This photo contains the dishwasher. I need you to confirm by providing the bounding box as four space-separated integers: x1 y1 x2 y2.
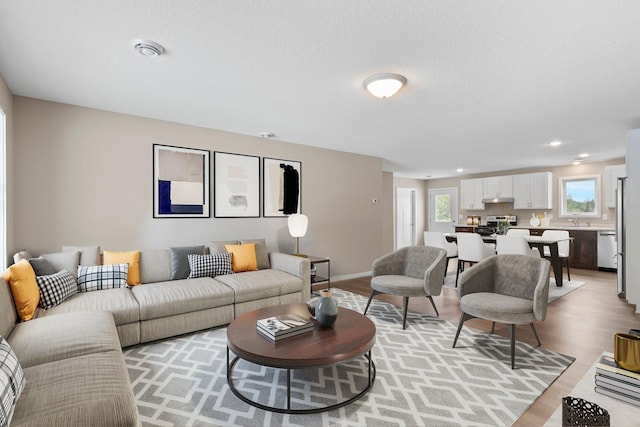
598 231 617 270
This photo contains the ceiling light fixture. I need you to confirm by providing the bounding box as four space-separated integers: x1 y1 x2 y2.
456 168 464 173
133 40 165 57
578 152 590 158
549 140 562 147
259 132 276 138
363 73 407 98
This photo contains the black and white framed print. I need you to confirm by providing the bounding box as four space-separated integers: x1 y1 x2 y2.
153 144 210 218
263 157 301 217
214 152 260 218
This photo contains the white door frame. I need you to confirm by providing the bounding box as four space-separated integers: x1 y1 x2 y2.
396 187 416 249
428 187 458 233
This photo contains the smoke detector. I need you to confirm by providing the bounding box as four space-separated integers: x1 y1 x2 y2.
133 40 164 57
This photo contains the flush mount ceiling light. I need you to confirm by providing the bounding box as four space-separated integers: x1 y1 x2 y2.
259 132 276 138
363 73 407 98
133 39 165 57
549 140 563 147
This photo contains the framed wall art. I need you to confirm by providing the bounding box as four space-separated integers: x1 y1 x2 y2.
214 151 260 218
153 144 210 218
263 157 301 217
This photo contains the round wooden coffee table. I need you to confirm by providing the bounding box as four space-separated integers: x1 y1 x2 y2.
226 303 376 414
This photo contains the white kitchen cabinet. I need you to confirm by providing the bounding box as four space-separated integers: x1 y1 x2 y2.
482 175 513 199
604 164 626 208
460 178 485 210
513 172 552 209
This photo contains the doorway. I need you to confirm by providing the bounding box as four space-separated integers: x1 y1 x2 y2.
428 187 458 234
396 187 416 249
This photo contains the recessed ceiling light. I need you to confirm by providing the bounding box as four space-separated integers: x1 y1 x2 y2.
133 39 164 57
572 160 582 165
259 132 276 138
578 152 590 158
363 73 407 98
549 140 562 147
456 168 464 173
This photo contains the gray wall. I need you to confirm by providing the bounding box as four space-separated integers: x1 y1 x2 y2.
11 97 386 279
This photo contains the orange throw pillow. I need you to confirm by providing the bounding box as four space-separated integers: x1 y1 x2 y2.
224 243 258 273
3 259 40 321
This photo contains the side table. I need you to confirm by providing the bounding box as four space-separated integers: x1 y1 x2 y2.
307 255 330 293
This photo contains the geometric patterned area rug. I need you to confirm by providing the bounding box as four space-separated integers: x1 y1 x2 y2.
124 289 574 427
444 272 586 303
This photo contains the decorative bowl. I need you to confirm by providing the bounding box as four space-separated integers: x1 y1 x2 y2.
614 332 640 373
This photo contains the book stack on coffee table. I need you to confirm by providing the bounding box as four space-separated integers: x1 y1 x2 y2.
595 352 640 407
256 313 313 341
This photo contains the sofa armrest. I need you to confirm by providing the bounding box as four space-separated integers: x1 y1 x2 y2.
269 252 311 301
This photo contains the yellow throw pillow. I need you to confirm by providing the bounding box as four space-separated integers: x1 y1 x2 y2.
3 259 40 321
103 250 141 285
224 243 258 273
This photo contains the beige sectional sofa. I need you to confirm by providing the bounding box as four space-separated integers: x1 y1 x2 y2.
1 241 311 426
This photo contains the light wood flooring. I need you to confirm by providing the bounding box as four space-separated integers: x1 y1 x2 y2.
318 263 639 426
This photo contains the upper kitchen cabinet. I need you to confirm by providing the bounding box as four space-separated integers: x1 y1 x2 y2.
513 172 552 209
460 178 485 210
482 175 513 201
604 164 626 208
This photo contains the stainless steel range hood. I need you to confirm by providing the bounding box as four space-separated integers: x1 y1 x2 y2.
481 197 514 204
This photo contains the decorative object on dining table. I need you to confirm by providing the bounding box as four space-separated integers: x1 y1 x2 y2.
562 396 610 427
614 332 640 373
315 289 338 327
529 213 541 227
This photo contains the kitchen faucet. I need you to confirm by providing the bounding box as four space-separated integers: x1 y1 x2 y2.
568 218 580 227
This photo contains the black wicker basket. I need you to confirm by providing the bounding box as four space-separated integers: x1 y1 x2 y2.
562 396 610 427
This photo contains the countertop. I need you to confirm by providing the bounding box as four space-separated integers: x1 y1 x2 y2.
510 225 615 232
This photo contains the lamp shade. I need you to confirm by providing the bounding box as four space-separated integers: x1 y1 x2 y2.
288 214 308 237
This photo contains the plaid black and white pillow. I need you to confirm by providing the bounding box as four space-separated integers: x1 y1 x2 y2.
77 263 129 292
0 337 25 427
187 253 233 278
36 269 78 309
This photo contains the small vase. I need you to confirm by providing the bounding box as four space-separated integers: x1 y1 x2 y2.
315 289 338 327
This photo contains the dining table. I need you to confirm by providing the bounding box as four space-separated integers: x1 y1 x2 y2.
445 233 572 287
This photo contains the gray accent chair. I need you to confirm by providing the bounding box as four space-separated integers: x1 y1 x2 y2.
452 254 551 369
363 246 447 330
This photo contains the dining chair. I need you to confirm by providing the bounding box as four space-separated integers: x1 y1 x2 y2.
506 228 530 237
455 233 495 287
424 231 458 275
541 230 571 281
452 254 551 369
496 235 540 256
363 246 447 329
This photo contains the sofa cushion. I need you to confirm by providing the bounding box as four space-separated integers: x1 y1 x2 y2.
103 250 141 285
11 351 139 427
139 249 172 284
7 311 121 369
187 253 233 278
225 243 258 272
28 257 56 276
77 264 129 292
0 280 17 338
131 278 234 320
11 250 32 265
2 260 39 321
34 289 140 327
206 240 238 255
62 245 101 266
35 270 77 309
170 246 205 280
215 269 301 303
0 337 25 427
42 251 80 280
239 238 271 269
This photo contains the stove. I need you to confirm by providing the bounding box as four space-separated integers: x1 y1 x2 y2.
486 215 517 227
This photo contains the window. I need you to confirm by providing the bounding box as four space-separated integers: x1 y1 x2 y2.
434 194 452 223
558 175 601 218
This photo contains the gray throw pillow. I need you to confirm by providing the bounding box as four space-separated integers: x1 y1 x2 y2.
206 240 239 255
28 256 57 276
239 239 271 269
42 251 81 280
170 246 205 280
62 245 101 266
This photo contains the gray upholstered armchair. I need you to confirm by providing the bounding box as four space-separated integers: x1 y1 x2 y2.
452 254 551 369
363 246 447 330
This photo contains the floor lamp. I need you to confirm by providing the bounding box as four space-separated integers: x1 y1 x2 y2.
288 213 308 257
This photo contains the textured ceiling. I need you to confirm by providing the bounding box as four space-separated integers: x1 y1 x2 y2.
0 1 636 178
